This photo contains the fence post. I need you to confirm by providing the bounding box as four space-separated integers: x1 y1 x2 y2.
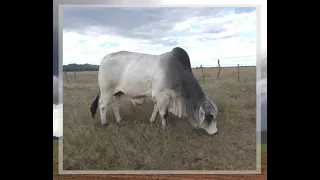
64 71 69 83
237 64 240 82
200 65 205 84
216 59 221 79
74 68 77 81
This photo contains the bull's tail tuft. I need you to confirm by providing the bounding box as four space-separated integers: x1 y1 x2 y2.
90 88 100 118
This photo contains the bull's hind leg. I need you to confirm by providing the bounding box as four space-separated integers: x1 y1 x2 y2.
99 92 113 127
112 94 122 124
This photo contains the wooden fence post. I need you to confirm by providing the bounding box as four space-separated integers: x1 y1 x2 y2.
200 65 205 84
74 69 76 81
237 64 240 82
64 71 69 83
216 59 221 79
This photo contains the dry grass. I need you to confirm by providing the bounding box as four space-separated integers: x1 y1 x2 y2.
53 140 59 175
63 66 256 171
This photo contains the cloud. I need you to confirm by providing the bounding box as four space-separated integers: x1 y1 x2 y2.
53 104 63 137
258 53 267 131
53 75 62 137
260 51 267 79
53 75 61 105
258 51 267 104
62 7 257 67
53 29 59 77
259 77 267 131
261 100 267 131
258 78 267 104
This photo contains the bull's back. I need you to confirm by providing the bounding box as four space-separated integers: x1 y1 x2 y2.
99 51 160 98
98 52 128 88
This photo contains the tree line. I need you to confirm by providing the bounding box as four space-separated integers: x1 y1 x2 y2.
63 63 99 72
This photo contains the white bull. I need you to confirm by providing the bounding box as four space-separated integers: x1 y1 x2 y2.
90 47 218 135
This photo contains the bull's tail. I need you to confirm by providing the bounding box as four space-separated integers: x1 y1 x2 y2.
90 88 100 118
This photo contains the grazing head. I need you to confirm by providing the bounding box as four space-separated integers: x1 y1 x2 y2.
197 98 218 135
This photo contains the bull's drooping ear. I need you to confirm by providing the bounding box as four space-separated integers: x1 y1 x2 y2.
203 99 211 112
199 106 205 124
210 100 218 119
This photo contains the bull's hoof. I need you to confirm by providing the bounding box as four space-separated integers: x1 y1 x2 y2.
150 117 157 123
163 128 169 132
116 119 122 124
101 122 109 127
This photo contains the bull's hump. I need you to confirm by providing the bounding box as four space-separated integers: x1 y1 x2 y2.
170 47 192 72
172 47 186 52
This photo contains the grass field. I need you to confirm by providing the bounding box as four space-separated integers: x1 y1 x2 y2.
53 140 58 175
62 66 256 171
53 141 267 179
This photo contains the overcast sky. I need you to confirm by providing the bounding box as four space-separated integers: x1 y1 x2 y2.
63 7 257 67
53 104 63 137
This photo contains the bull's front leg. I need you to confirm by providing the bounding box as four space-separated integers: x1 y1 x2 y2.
156 97 170 130
149 103 158 123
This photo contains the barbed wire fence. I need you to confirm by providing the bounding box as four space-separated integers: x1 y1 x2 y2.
63 55 256 84
193 55 256 84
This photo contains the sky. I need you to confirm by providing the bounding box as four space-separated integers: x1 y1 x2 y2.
53 75 63 137
63 7 257 67
53 104 63 137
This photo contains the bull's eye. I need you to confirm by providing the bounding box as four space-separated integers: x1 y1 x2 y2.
205 114 213 123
